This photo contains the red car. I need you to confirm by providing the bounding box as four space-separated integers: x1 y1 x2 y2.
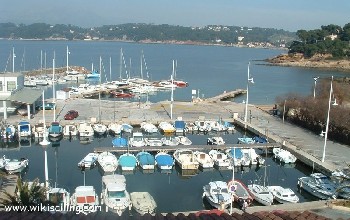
64 110 79 120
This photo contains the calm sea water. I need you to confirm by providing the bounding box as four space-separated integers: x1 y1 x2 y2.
0 40 346 213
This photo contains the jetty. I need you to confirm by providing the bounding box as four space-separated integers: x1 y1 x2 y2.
205 89 246 102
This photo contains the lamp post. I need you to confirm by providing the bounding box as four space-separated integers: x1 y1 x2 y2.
313 77 319 99
244 62 254 126
321 76 337 163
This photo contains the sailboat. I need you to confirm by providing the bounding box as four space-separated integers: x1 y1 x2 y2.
64 46 85 81
93 56 107 136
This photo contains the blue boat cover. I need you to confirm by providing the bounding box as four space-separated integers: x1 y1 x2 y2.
112 137 128 147
49 123 62 133
228 148 243 159
174 120 185 129
155 154 174 166
253 136 267 143
119 154 137 167
137 152 155 165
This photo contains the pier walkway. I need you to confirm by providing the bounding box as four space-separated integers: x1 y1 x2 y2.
205 89 246 102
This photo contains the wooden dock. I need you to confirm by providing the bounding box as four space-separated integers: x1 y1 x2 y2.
205 89 246 102
94 143 278 153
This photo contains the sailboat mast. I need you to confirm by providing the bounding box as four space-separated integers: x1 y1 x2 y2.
12 47 15 73
170 60 174 119
140 50 143 79
66 46 69 72
53 58 56 122
109 56 112 82
99 56 102 123
119 48 123 80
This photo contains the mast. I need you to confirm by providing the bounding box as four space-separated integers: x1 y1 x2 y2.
12 47 15 73
52 58 56 122
109 56 112 82
170 60 175 119
140 50 143 79
66 46 69 72
99 56 102 123
119 48 123 80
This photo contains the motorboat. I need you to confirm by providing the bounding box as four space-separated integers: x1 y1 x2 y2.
86 70 100 79
5 158 29 174
174 118 186 134
253 136 268 143
174 136 192 145
0 155 10 169
119 153 137 171
173 149 199 170
161 137 179 146
273 147 297 164
93 123 107 136
130 192 157 215
185 122 198 133
101 174 131 215
63 124 78 136
112 137 128 147
155 152 174 170
145 138 163 147
208 150 231 168
158 121 176 133
48 187 70 207
225 148 250 167
121 123 133 133
130 132 146 147
97 152 119 173
108 123 123 135
78 122 94 137
78 152 99 169
193 151 214 169
70 186 99 210
227 179 254 208
17 121 31 138
194 120 211 132
238 137 255 144
48 122 63 138
247 183 274 206
202 181 232 209
136 152 155 170
220 121 235 132
241 148 265 165
206 121 227 132
64 70 86 81
1 124 16 141
140 122 158 133
297 173 338 199
267 186 299 203
207 136 225 145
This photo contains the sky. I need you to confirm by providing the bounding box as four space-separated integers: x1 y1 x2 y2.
0 0 349 32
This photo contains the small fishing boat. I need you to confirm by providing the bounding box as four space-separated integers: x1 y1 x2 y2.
78 152 99 169
193 151 214 169
70 186 99 210
119 153 137 171
207 136 225 145
273 147 297 164
227 179 254 209
174 118 186 134
267 186 299 203
130 132 146 147
5 157 29 174
136 152 155 170
1 124 16 141
238 137 255 144
173 149 199 170
48 122 63 138
241 148 265 165
158 121 176 133
101 174 131 215
0 155 10 169
203 181 232 209
155 151 174 170
194 120 211 132
93 123 107 136
48 187 70 207
121 123 133 133
78 122 94 137
97 152 119 173
63 124 78 136
130 192 157 215
145 138 163 147
85 70 100 79
208 150 231 168
298 173 338 199
140 122 158 133
247 184 274 206
108 123 123 135
225 148 250 167
161 137 179 146
17 121 31 137
112 137 128 147
174 136 192 145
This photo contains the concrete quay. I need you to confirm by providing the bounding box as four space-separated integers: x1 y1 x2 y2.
3 96 350 174
0 175 18 211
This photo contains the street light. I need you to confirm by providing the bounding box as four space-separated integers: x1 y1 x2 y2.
244 62 254 126
321 76 337 163
313 77 319 99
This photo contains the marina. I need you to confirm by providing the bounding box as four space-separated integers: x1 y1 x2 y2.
0 40 349 216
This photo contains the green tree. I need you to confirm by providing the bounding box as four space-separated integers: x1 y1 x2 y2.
0 178 47 208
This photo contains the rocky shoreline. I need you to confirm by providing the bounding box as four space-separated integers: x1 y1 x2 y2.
266 53 350 72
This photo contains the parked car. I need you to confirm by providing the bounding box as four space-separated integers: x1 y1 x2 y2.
64 110 79 120
36 103 56 110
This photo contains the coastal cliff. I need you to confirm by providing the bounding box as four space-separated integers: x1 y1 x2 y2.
266 53 350 72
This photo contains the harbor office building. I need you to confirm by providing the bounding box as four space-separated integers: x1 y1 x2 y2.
0 72 42 120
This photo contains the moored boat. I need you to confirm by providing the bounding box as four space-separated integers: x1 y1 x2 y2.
297 173 338 199
207 136 225 145
70 186 99 210
227 179 254 209
5 157 29 174
119 153 137 171
17 121 31 138
193 151 214 169
208 150 231 168
112 137 128 147
202 181 232 209
247 183 273 206
155 151 174 170
97 152 119 173
78 152 99 170
273 147 297 164
130 192 157 215
267 185 299 203
48 122 63 138
136 152 155 170
173 149 199 170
